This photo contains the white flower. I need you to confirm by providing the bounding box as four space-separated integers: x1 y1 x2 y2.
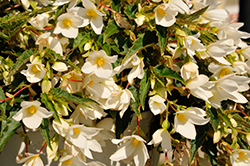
233 61 250 74
230 149 250 166
239 46 250 60
202 8 229 23
35 32 63 55
183 34 206 56
81 50 118 79
180 62 199 81
80 0 105 34
13 101 53 129
29 14 49 30
174 107 210 139
61 70 85 93
58 155 88 166
41 79 52 93
52 62 68 72
16 153 44 166
110 135 149 166
208 62 234 79
53 0 77 9
148 128 172 152
134 4 145 27
148 95 166 115
54 12 84 38
154 3 178 27
21 62 46 83
168 0 190 14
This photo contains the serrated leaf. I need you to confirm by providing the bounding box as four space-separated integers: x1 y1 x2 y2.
218 109 233 128
124 4 138 19
129 85 141 118
50 88 97 106
73 32 91 52
207 108 221 131
104 20 120 43
139 69 150 110
40 118 52 150
41 93 61 122
97 34 111 56
123 31 158 63
9 49 33 76
113 34 132 55
154 64 186 85
184 5 209 22
111 0 121 12
0 112 21 152
232 114 250 131
44 48 62 61
156 25 168 55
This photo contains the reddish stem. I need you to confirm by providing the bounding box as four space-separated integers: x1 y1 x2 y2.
37 142 46 155
166 98 177 112
53 74 83 82
165 152 168 162
43 26 53 30
0 86 28 102
99 2 116 13
10 27 26 43
137 116 140 135
147 0 151 4
125 82 130 89
28 28 40 36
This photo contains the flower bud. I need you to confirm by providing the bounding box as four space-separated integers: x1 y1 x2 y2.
41 79 51 93
52 62 68 72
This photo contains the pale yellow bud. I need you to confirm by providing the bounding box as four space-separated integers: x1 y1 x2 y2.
41 80 51 93
230 118 237 128
213 130 222 143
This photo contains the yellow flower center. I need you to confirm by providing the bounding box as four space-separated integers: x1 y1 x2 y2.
132 139 139 147
32 64 41 73
157 8 167 16
219 68 231 78
63 159 72 165
73 128 80 134
63 19 71 27
37 38 49 45
88 80 94 85
236 151 249 161
96 57 104 66
177 113 186 122
27 105 36 114
86 9 97 18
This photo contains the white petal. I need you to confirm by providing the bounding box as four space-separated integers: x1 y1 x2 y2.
110 139 135 161
23 114 42 129
133 142 149 166
161 130 172 152
175 118 196 139
52 62 68 72
36 107 54 118
90 16 103 35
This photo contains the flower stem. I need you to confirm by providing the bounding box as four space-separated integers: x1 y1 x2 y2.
37 141 46 155
0 86 28 102
166 98 177 112
99 2 116 13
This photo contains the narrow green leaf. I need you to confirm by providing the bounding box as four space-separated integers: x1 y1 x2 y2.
154 64 186 85
9 49 33 76
0 112 21 152
64 59 81 72
0 87 7 121
184 5 209 22
39 119 52 150
111 0 121 12
207 108 221 131
139 69 150 110
104 20 120 43
44 48 62 61
41 93 61 122
129 85 141 118
124 4 138 19
50 88 97 106
73 32 91 52
218 109 233 128
156 25 168 55
97 34 111 56
123 31 158 63
232 114 250 131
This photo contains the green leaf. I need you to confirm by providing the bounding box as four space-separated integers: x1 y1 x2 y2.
41 93 61 122
139 69 150 110
73 32 91 52
207 107 221 131
0 112 21 152
113 34 132 55
111 0 121 12
232 114 250 131
184 5 209 22
39 119 52 150
97 34 111 56
129 85 141 118
203 135 218 166
124 4 138 19
9 49 33 76
123 31 158 63
0 87 7 121
44 48 62 61
217 109 233 128
156 25 168 55
50 88 97 106
154 64 186 85
104 20 120 43
64 59 81 72
190 124 209 163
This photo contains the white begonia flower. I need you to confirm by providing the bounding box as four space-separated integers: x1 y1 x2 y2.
174 107 210 139
180 62 199 81
134 3 145 27
200 39 236 65
81 50 118 79
59 37 70 51
230 149 250 166
186 74 213 103
208 62 234 80
16 153 44 166
53 12 84 38
110 135 149 166
208 74 250 108
148 95 166 115
61 70 86 93
79 0 105 34
183 34 206 56
53 0 77 9
21 62 46 83
35 32 63 55
52 62 68 72
58 155 88 166
106 89 134 118
154 3 178 27
13 101 53 129
148 128 172 152
239 46 250 60
233 61 250 75
168 0 190 14
202 8 229 23
29 14 49 30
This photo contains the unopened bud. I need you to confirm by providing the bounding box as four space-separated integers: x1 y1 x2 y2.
41 80 51 93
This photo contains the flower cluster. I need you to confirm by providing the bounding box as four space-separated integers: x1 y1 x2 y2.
1 0 250 165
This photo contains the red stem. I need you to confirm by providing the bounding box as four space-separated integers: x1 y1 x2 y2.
125 82 130 89
10 27 26 43
99 2 116 13
28 28 40 36
0 86 28 102
137 116 140 135
43 26 53 30
166 98 177 112
37 142 46 155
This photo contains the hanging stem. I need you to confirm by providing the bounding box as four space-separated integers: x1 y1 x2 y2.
99 2 116 13
37 141 46 155
166 98 177 112
0 86 29 102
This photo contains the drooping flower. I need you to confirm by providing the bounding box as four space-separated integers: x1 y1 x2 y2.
183 34 206 57
52 62 68 72
13 101 54 129
148 95 166 115
21 62 46 83
29 14 49 30
180 62 199 81
16 153 44 166
230 149 250 166
61 70 86 93
110 135 149 166
154 3 178 27
53 0 77 9
53 12 84 38
174 107 210 139
168 0 190 14
58 155 88 166
81 50 118 79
